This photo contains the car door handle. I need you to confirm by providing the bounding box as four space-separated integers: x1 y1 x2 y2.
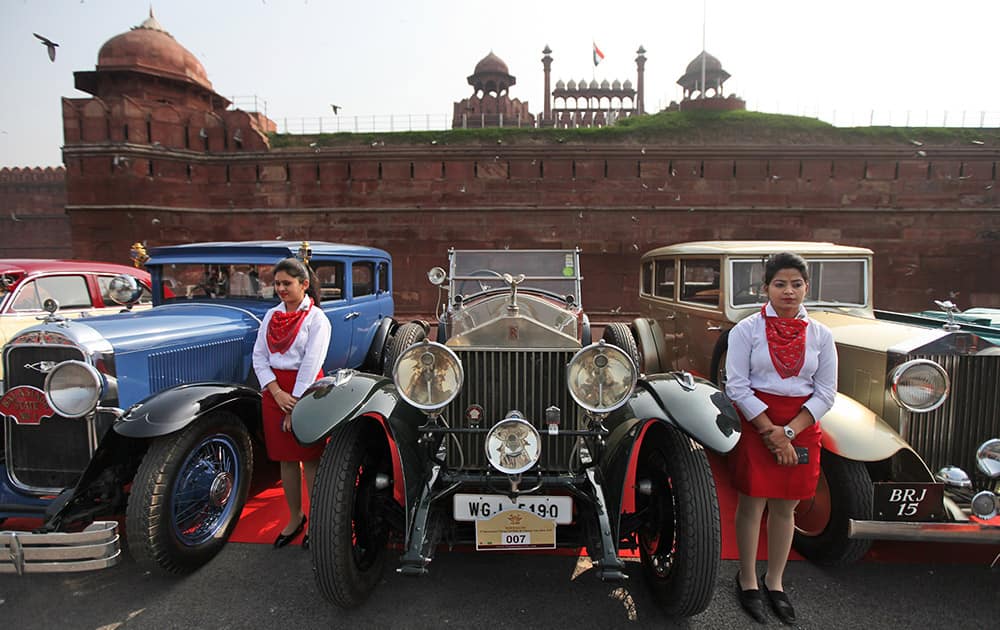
706 324 722 332
344 311 360 320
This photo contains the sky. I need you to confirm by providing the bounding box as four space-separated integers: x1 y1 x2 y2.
2 0 999 167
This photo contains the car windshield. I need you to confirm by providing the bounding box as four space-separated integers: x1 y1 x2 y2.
449 249 582 304
730 258 869 308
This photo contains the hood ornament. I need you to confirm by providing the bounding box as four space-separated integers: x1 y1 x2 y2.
934 300 961 331
503 273 525 313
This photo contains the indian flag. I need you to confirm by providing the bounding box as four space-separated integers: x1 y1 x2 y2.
593 42 605 67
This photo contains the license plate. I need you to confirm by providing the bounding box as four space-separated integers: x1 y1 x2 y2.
453 494 572 524
475 509 556 550
873 482 945 521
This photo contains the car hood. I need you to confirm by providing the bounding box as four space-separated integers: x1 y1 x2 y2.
813 311 999 355
78 303 261 354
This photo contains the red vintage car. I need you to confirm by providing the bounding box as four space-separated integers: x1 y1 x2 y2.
0 259 152 383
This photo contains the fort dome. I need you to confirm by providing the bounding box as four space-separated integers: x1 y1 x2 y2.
473 51 510 76
96 10 212 91
684 51 723 75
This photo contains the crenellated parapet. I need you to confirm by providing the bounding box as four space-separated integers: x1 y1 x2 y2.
0 166 67 183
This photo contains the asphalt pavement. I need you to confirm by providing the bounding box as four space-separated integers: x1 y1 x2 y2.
1 542 998 629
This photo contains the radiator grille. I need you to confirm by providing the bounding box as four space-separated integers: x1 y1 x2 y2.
441 348 582 471
903 353 1000 475
3 344 92 490
148 337 247 391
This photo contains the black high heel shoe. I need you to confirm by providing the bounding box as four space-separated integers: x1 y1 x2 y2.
761 573 797 625
273 515 306 549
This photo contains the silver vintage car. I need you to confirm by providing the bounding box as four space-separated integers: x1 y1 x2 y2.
292 248 742 616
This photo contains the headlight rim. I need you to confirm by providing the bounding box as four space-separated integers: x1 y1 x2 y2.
392 340 464 412
43 359 103 418
889 358 950 413
566 340 638 415
107 273 143 306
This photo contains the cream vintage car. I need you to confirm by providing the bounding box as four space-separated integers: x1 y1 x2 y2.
623 241 999 565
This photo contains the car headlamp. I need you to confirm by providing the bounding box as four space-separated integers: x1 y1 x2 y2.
393 340 463 411
976 438 1000 478
44 360 103 417
890 359 949 413
566 340 637 414
485 416 541 474
107 273 143 305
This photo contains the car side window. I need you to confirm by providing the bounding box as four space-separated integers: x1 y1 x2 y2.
313 262 345 302
377 261 390 294
352 262 375 298
641 261 653 295
11 276 92 311
680 259 720 306
654 259 675 299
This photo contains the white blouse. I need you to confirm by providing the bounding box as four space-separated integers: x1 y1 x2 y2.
252 295 332 398
724 302 837 424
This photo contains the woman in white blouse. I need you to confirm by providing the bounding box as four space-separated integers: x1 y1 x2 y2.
725 252 837 625
252 258 330 549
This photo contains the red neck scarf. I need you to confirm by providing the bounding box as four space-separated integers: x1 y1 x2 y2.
762 304 808 379
266 301 311 354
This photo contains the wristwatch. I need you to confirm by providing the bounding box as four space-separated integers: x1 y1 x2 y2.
783 425 796 440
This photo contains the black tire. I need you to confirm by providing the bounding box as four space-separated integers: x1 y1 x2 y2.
126 412 252 575
636 425 721 617
793 450 873 566
602 322 641 369
709 332 729 387
381 321 427 377
311 419 392 608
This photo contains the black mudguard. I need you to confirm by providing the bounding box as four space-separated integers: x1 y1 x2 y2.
599 372 741 538
115 382 261 439
292 370 427 513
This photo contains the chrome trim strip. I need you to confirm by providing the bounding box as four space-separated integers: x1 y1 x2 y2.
848 519 1000 544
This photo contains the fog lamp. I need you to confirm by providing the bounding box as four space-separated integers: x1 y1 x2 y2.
890 359 949 412
392 341 463 411
975 438 1000 478
44 360 103 417
970 491 998 519
485 417 541 474
566 340 637 414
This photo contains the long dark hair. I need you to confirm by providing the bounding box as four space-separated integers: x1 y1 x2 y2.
272 257 320 303
763 252 809 285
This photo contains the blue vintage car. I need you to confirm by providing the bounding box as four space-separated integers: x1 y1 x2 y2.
1 241 400 575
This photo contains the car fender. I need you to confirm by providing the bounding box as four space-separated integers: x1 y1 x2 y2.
820 392 925 466
291 370 426 510
362 316 397 373
115 382 261 438
637 372 742 454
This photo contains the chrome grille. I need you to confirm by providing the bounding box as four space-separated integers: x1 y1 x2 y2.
442 348 582 471
903 353 1000 475
3 344 93 490
148 337 247 391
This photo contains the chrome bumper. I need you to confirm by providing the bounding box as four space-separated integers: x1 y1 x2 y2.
849 519 1000 544
1 521 121 575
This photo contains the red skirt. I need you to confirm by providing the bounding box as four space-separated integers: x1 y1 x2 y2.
728 390 822 500
262 368 326 462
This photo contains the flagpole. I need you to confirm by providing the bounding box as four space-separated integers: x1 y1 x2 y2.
700 0 707 99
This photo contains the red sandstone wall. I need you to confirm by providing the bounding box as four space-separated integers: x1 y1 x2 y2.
0 167 71 258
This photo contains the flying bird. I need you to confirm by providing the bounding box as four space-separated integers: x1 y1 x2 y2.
330 104 341 115
34 33 59 62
